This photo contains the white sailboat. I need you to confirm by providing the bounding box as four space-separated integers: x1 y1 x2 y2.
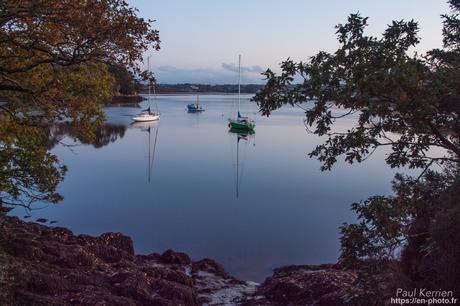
132 56 160 122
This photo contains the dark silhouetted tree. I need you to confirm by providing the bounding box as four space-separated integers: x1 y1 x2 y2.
253 0 459 302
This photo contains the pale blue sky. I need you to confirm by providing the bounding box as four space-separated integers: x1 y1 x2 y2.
128 0 450 84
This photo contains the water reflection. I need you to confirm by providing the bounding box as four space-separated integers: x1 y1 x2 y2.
46 122 127 149
229 128 255 198
131 121 159 182
10 94 405 282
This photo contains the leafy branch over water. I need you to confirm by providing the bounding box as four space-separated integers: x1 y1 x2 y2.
0 0 160 209
253 0 460 301
254 12 459 171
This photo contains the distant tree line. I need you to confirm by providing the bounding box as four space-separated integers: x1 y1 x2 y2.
149 83 265 94
102 69 267 96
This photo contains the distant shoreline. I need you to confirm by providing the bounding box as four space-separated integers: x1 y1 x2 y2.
143 83 265 95
100 94 145 106
100 92 256 107
139 92 256 95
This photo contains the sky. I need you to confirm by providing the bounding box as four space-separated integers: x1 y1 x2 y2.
128 0 451 84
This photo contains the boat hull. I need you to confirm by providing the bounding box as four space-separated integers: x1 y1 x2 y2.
229 119 255 131
132 114 160 122
187 104 204 112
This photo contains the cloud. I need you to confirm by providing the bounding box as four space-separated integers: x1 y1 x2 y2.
153 65 266 84
221 63 265 74
156 66 180 73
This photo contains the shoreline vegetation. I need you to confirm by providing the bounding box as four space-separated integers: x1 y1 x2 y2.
0 216 356 305
101 84 265 105
101 94 146 106
152 84 265 94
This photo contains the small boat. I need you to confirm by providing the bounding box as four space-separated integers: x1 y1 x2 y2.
228 55 255 131
132 107 160 122
229 113 255 130
133 56 160 122
187 89 205 112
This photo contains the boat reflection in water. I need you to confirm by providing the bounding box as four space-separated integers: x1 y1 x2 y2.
131 121 159 182
229 127 255 198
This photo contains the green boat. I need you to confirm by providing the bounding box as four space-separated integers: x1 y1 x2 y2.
229 126 255 135
228 55 255 132
229 114 255 131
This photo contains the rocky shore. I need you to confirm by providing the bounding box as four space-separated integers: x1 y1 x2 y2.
0 216 356 305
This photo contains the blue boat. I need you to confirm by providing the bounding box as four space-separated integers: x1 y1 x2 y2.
187 94 204 112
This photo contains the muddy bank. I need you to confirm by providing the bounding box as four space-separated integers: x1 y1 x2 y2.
0 216 356 305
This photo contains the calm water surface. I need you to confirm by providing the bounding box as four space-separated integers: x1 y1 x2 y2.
13 94 402 281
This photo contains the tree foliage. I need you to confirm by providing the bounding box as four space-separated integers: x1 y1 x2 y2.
108 63 142 95
1 0 159 120
254 0 460 299
0 0 159 209
254 4 459 172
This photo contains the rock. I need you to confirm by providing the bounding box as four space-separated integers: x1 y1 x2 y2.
88 243 132 263
26 272 71 295
0 216 199 305
98 232 135 255
248 265 357 305
0 216 358 306
42 226 74 242
192 258 230 279
160 249 191 265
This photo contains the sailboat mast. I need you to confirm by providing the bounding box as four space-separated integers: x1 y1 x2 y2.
147 56 151 100
238 54 241 113
153 86 159 113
